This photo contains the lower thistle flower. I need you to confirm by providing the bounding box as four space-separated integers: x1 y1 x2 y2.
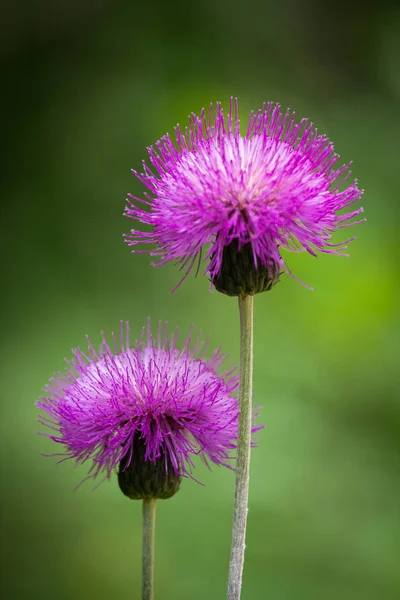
37 320 248 497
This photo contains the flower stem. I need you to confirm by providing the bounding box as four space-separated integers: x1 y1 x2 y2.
142 497 156 600
227 294 254 600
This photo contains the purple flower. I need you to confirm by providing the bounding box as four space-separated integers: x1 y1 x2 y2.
124 99 364 293
37 321 245 493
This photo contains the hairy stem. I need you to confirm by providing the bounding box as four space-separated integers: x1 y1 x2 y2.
142 498 156 600
227 294 254 600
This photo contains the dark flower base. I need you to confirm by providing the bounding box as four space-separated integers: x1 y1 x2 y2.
118 435 181 500
212 239 280 297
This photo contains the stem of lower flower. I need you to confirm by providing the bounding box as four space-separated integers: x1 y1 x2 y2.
142 497 156 600
227 294 254 600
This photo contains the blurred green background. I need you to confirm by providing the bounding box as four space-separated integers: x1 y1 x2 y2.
1 0 400 598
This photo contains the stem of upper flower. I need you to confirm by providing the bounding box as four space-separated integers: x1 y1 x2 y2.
227 294 254 600
142 497 156 600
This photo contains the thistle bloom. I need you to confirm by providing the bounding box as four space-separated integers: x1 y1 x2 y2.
37 321 244 496
124 99 364 294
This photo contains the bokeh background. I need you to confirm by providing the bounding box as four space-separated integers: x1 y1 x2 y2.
1 0 400 598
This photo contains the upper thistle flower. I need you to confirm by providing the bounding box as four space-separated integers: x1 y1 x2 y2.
124 99 364 295
37 321 246 498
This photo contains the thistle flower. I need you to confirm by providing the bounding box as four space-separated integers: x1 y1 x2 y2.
124 99 364 295
37 321 245 498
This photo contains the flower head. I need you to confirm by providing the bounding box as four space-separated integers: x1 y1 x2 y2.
124 99 364 294
37 321 246 496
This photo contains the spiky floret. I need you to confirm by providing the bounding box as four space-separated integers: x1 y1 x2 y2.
124 99 364 291
37 321 246 487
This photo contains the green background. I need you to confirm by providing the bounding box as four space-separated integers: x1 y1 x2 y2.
1 0 399 598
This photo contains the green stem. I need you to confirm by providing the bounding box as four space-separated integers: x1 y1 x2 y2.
227 294 254 600
142 498 156 600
